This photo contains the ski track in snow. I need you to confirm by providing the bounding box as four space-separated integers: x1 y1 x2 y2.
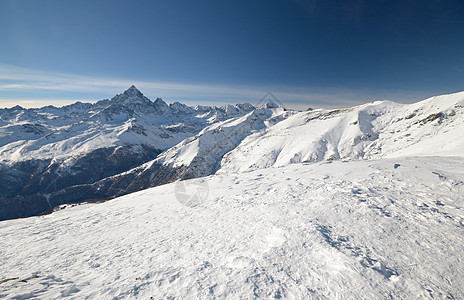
0 157 463 299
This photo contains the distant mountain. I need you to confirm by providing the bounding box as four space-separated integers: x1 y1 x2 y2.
1 88 464 221
0 86 255 220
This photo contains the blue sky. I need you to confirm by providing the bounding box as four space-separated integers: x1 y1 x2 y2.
1 0 464 108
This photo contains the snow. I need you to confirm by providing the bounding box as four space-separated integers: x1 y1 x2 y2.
1 156 463 299
151 107 287 172
1 89 464 298
218 93 464 173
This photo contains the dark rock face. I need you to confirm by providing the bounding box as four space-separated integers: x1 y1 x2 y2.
0 158 184 221
0 145 161 220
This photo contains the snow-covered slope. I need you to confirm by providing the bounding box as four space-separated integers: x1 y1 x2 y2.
1 156 463 299
219 92 464 173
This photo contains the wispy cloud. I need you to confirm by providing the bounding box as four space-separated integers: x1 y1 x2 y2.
0 64 432 109
0 98 78 108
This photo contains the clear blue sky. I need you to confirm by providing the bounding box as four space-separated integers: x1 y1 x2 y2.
1 0 464 108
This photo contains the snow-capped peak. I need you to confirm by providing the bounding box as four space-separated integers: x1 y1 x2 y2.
7 105 24 111
259 100 281 109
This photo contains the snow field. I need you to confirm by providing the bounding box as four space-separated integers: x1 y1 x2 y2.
1 157 463 299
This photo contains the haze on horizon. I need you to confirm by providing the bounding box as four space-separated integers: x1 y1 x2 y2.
1 0 464 109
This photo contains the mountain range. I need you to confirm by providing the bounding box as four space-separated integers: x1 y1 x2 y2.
1 87 463 220
0 86 255 220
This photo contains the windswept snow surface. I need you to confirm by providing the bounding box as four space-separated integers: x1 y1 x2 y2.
1 157 463 299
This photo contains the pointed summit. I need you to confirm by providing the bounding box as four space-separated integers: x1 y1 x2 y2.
153 97 170 115
154 97 167 106
107 85 154 116
124 85 143 97
112 85 148 104
10 105 24 111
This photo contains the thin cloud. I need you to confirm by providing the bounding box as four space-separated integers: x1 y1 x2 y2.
0 98 79 108
0 64 431 109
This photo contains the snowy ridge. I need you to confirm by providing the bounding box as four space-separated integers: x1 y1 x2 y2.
219 92 464 173
151 105 289 172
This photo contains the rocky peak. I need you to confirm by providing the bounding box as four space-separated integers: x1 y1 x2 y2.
154 97 168 108
7 105 24 111
109 85 152 110
124 85 144 98
170 101 193 114
153 98 170 115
